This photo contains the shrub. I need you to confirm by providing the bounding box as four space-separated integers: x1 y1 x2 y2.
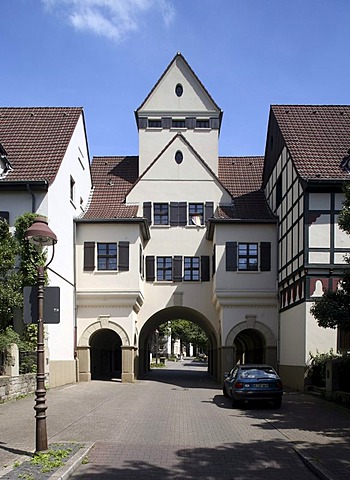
306 349 339 387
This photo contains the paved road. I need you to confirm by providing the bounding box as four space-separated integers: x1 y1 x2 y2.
1 360 350 479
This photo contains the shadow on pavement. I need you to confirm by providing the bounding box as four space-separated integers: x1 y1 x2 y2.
71 438 316 480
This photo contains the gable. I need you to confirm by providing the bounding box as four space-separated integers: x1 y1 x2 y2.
137 53 221 116
126 134 231 204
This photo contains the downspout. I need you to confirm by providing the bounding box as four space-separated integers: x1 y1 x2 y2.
26 183 36 212
73 219 78 382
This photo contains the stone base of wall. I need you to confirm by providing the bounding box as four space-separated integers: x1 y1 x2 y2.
49 360 77 388
0 374 37 403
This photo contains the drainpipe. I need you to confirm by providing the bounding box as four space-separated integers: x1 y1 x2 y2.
26 183 36 212
73 219 78 381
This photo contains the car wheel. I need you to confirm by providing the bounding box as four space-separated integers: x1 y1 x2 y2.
272 397 282 409
223 385 230 398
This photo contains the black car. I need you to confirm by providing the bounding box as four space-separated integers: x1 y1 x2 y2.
223 364 283 408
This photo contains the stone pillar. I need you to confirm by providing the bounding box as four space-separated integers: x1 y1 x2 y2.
220 345 234 381
76 346 91 382
4 344 19 376
121 346 136 383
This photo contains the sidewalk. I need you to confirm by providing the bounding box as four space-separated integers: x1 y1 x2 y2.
0 361 349 479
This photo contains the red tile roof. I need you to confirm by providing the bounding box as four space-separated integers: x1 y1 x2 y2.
215 191 276 221
82 156 139 220
218 156 264 197
0 107 83 185
271 105 350 180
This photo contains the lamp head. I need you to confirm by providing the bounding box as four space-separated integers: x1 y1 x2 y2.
25 216 57 247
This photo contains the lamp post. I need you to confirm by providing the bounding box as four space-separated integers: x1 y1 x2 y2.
25 216 57 453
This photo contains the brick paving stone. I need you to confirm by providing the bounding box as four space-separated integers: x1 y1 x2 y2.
1 360 349 480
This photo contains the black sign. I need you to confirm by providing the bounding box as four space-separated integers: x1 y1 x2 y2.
23 286 60 324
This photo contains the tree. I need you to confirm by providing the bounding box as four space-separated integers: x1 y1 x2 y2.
167 320 208 354
311 182 350 330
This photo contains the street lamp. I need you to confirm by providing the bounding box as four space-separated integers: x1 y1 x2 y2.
25 216 57 452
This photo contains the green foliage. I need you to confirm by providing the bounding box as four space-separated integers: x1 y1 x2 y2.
165 319 208 353
31 447 72 473
15 212 43 287
338 182 350 235
306 349 339 387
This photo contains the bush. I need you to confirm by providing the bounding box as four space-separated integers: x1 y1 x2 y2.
306 349 339 387
338 355 350 392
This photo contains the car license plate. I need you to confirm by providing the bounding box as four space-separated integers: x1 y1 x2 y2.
252 383 269 388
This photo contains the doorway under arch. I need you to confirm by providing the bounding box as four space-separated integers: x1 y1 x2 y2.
234 328 264 364
90 329 122 380
139 306 219 379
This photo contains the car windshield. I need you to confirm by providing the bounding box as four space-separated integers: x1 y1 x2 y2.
239 368 276 379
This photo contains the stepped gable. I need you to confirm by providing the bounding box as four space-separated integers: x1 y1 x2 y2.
0 107 83 184
82 156 139 220
270 105 350 180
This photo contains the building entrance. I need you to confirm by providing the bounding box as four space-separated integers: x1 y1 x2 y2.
90 329 122 380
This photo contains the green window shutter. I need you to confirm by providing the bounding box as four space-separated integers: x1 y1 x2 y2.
146 256 155 281
84 242 95 271
178 202 187 226
118 241 129 271
173 256 183 282
226 242 237 271
143 202 152 225
205 202 214 222
260 242 271 271
201 256 210 282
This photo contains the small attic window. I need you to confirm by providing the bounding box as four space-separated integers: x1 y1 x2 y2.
175 151 183 164
175 84 183 97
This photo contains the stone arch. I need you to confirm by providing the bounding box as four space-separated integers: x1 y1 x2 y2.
78 318 130 348
225 320 276 348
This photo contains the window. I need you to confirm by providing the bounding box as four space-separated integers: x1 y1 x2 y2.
196 119 210 128
148 119 162 128
172 119 186 128
184 256 200 281
157 257 172 281
70 176 75 202
189 203 204 226
97 243 117 270
238 243 258 271
175 83 183 97
175 150 183 164
0 211 9 223
154 203 169 225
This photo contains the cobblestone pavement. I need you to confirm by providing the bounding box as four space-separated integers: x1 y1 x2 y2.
0 360 349 479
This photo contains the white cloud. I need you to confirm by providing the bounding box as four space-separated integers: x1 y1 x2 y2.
42 0 175 42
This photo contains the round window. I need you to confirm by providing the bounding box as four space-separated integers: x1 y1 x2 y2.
175 150 183 164
175 83 183 97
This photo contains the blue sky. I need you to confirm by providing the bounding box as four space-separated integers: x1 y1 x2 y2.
1 0 350 158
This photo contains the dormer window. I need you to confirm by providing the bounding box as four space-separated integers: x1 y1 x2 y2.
196 119 210 129
0 143 12 179
148 119 162 128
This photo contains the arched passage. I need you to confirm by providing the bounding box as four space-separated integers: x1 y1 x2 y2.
90 329 122 380
139 306 219 379
225 321 277 368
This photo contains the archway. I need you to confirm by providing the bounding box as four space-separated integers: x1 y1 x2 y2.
139 306 219 379
234 329 264 364
90 329 122 380
225 320 277 368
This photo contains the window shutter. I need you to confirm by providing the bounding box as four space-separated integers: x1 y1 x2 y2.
173 256 183 282
118 241 129 271
210 118 219 129
178 202 187 226
260 242 271 271
143 202 152 225
138 117 147 129
205 202 214 222
146 256 155 281
170 202 179 226
0 211 9 223
162 117 171 129
84 242 95 271
226 242 237 271
186 117 196 129
212 245 216 276
201 256 210 282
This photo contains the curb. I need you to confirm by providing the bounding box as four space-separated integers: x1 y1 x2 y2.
49 442 94 480
294 447 339 480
